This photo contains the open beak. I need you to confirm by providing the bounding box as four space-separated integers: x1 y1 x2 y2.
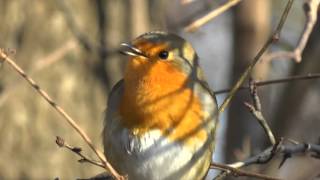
119 43 148 59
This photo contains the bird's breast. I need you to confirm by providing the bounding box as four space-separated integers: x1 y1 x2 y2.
119 62 208 147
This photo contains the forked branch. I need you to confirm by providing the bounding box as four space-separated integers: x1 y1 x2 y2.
263 0 320 63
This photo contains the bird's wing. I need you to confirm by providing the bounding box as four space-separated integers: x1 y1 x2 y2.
103 79 124 144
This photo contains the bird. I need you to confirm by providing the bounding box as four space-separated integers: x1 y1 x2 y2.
103 31 218 180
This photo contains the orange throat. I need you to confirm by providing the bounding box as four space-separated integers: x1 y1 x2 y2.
119 58 207 144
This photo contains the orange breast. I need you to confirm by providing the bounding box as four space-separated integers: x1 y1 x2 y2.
119 56 207 146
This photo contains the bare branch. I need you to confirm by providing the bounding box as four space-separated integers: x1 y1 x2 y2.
239 139 320 167
214 73 320 94
184 0 242 32
0 50 124 180
263 0 320 63
214 139 320 179
210 161 282 180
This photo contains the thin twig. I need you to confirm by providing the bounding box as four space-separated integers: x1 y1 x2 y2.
263 0 320 63
214 73 320 94
184 0 242 32
244 79 276 145
210 162 282 180
0 50 123 180
55 136 105 168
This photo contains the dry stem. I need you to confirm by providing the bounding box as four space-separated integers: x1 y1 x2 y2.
214 73 320 94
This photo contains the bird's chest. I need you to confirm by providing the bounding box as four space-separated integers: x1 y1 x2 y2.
118 83 208 146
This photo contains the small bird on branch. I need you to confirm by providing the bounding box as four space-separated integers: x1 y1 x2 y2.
103 31 218 180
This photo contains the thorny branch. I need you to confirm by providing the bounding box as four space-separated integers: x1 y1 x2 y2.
213 138 320 179
184 0 242 32
0 50 124 180
214 74 319 179
213 140 281 180
263 0 320 63
213 75 320 179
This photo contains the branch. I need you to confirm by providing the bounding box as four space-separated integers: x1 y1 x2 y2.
56 136 105 168
0 50 124 180
244 79 276 145
239 139 320 167
263 0 320 63
214 73 320 94
210 161 282 180
184 0 242 32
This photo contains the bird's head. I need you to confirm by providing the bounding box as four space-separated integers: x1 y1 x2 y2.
120 31 200 82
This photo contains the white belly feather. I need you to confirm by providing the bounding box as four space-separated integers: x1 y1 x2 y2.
103 116 212 180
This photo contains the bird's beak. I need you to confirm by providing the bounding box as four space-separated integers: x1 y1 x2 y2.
119 43 148 59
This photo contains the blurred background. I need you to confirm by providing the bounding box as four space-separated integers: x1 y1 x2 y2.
0 0 319 179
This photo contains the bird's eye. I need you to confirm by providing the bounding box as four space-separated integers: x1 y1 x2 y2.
158 50 169 60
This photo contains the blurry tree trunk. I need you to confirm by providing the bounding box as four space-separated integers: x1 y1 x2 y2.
226 0 270 163
103 0 130 91
94 0 111 90
103 0 151 92
129 0 150 37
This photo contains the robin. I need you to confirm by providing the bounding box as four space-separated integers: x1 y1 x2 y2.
103 31 218 180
